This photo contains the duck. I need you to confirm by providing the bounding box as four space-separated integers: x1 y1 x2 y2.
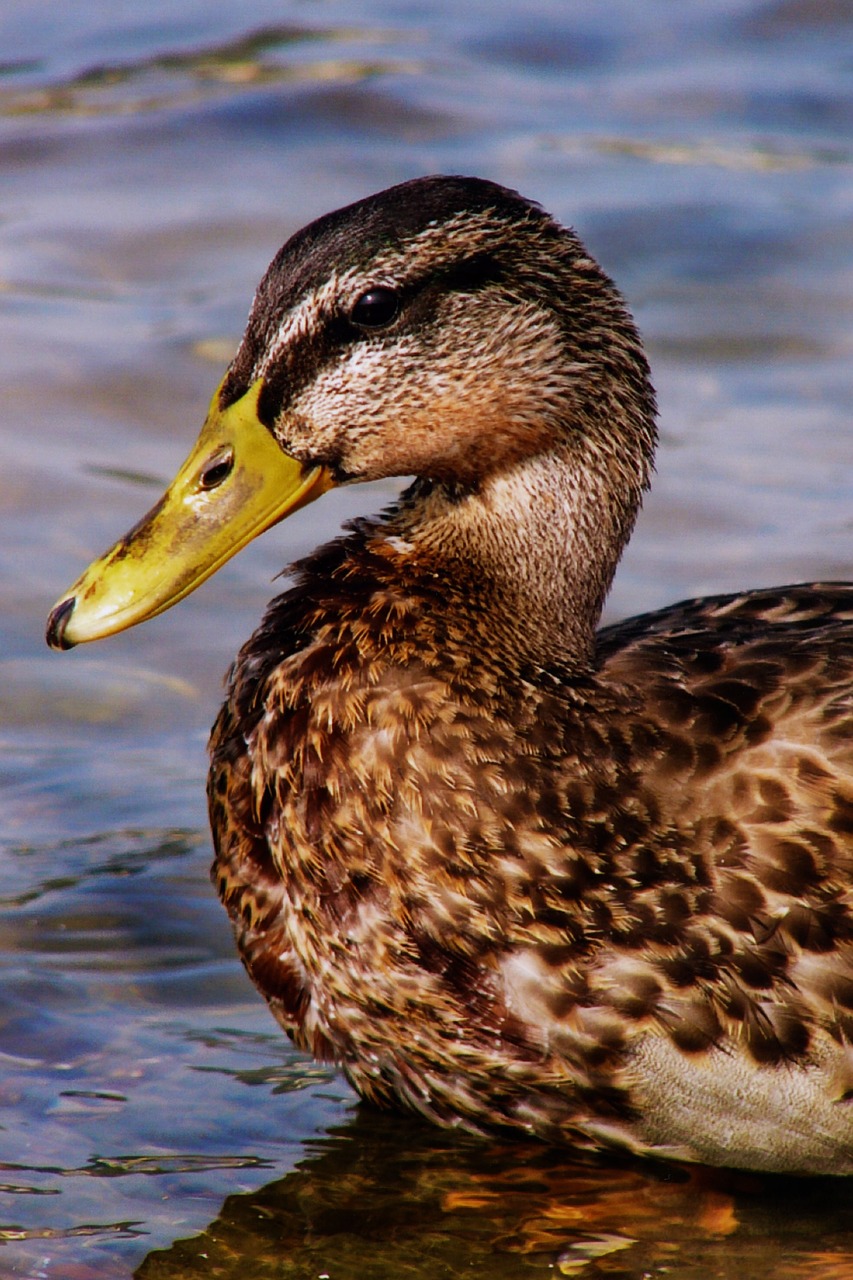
46 175 853 1175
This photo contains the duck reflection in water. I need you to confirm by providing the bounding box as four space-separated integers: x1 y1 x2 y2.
135 1108 853 1279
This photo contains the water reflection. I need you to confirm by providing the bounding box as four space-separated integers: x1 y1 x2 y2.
0 23 418 121
137 1110 853 1279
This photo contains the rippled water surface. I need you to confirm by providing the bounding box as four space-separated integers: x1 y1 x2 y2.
2 1 853 1275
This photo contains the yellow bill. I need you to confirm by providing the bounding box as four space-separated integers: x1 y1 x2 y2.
46 377 334 650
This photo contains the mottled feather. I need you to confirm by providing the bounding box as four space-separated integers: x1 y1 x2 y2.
206 177 853 1173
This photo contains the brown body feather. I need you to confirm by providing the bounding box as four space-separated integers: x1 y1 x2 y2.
210 515 853 1169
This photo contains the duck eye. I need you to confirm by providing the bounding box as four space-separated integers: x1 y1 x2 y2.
350 286 399 329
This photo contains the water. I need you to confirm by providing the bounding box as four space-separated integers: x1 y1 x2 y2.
1 1 852 1275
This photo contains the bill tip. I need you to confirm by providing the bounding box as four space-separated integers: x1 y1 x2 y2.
46 596 78 651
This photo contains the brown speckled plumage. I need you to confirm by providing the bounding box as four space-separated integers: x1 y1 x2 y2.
202 177 853 1173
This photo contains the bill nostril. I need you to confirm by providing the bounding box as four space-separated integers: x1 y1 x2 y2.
199 450 234 490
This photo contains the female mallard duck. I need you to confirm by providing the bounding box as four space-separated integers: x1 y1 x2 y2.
47 176 853 1175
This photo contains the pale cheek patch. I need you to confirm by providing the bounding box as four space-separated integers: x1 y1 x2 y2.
287 304 573 482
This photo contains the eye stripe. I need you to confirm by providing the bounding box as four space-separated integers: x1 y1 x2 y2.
246 250 507 426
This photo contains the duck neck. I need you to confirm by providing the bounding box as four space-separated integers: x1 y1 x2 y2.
391 440 644 673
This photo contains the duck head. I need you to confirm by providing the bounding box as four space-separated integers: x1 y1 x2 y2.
47 175 656 657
